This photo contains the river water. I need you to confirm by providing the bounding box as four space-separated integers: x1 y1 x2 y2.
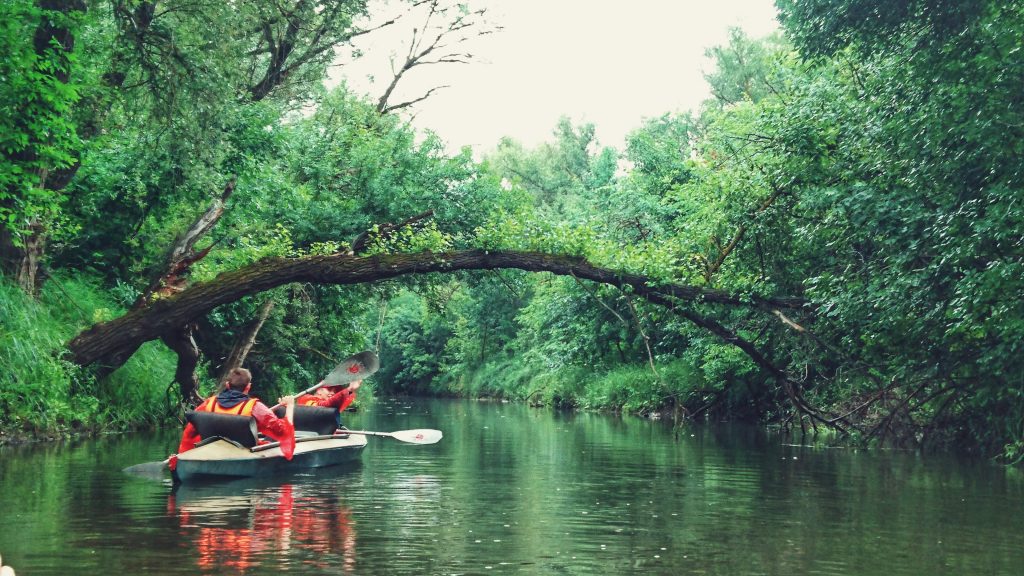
0 397 1021 575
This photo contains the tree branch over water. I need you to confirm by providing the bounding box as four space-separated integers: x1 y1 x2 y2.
67 249 806 374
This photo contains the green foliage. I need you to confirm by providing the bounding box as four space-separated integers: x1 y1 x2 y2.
282 89 492 247
435 354 705 418
703 28 789 106
776 0 989 58
0 273 175 438
579 364 669 414
720 1 1024 455
483 117 617 219
2 0 1021 465
444 355 544 400
0 0 82 240
521 366 588 408
375 291 455 394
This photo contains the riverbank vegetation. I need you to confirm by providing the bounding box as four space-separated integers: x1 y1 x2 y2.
1 0 1021 463
0 273 174 442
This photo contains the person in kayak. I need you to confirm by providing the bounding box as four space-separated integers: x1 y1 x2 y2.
172 368 296 468
298 379 361 410
296 379 361 431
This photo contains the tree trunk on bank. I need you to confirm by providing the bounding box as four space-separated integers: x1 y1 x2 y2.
161 324 201 405
215 299 276 386
0 222 46 295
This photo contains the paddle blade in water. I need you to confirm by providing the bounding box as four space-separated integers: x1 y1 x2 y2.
123 460 169 480
391 429 443 444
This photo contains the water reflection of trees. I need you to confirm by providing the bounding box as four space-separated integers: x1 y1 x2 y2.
168 481 356 573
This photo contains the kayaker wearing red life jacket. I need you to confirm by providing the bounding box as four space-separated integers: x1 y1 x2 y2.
172 368 296 469
297 379 362 411
296 380 361 432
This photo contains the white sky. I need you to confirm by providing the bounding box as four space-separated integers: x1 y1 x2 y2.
335 0 780 153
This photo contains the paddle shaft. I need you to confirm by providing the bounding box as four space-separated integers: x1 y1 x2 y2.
269 380 349 410
344 430 401 439
254 429 442 446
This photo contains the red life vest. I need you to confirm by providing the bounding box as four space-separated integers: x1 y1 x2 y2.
199 396 258 416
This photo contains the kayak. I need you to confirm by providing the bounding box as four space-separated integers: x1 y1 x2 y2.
172 432 367 483
172 405 366 483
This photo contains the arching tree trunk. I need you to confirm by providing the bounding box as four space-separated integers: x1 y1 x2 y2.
67 250 806 400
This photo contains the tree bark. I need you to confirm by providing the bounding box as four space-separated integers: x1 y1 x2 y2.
0 221 46 295
215 299 276 386
67 249 806 373
113 180 235 395
161 324 201 405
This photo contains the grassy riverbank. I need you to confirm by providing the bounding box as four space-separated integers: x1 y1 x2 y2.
438 356 707 418
0 274 175 443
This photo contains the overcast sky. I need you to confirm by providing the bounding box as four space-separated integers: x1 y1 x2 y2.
336 0 781 153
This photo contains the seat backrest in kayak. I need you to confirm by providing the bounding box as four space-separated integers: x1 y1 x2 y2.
273 405 338 435
186 410 259 448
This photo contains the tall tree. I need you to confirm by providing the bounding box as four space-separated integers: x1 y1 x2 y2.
0 0 85 293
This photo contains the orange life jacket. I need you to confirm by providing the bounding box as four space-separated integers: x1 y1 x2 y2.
199 395 258 416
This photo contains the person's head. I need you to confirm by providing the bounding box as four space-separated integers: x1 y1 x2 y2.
225 368 252 393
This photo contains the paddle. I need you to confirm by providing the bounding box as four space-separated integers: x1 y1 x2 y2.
342 428 443 444
123 351 381 478
252 427 443 449
270 350 379 410
123 456 173 478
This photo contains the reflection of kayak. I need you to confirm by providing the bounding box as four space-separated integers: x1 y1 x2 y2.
169 470 355 517
173 433 367 483
169 480 358 571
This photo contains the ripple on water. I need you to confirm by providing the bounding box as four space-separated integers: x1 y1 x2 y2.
4 402 1024 575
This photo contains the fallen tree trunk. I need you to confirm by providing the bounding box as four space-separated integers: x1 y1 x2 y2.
67 249 806 374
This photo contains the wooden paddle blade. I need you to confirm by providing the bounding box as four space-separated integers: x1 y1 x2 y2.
322 351 380 386
390 429 443 444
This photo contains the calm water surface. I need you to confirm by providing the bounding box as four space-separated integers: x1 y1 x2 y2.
1 398 1022 575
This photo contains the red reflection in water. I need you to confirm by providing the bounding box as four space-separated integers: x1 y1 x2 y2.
168 483 356 573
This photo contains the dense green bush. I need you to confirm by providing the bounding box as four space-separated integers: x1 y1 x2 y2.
0 274 176 440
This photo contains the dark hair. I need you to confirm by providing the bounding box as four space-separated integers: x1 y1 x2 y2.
225 368 252 391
